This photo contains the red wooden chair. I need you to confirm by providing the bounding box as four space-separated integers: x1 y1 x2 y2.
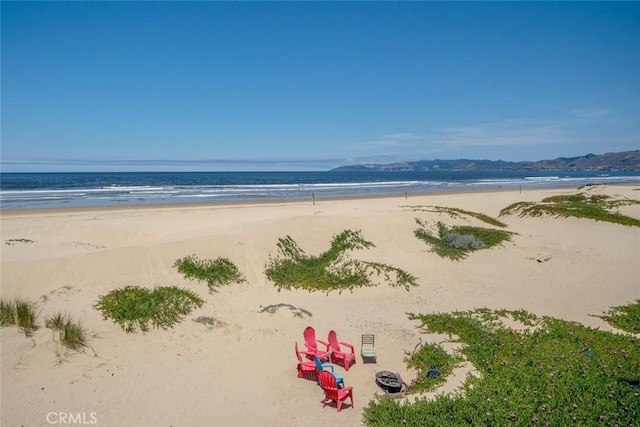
302 326 330 362
327 330 356 371
295 342 317 379
318 370 354 412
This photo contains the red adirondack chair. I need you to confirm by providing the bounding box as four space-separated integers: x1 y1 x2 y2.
295 342 317 379
327 330 356 371
318 370 354 412
302 326 330 361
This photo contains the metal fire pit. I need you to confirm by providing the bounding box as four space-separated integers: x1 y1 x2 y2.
375 371 404 394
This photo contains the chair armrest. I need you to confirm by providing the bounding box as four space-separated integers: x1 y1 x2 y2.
317 339 330 350
298 349 315 358
321 363 336 373
339 341 355 353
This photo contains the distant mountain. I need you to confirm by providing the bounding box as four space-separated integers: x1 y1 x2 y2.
330 150 640 172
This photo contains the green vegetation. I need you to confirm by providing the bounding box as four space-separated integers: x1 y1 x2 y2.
500 192 640 227
405 342 462 394
596 299 640 334
363 307 640 426
0 298 39 337
404 206 507 228
46 313 89 351
94 286 204 333
174 255 246 292
0 299 17 326
259 303 312 318
4 238 36 246
265 229 418 292
414 219 513 260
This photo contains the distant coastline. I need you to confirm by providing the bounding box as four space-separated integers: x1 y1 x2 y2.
330 150 640 172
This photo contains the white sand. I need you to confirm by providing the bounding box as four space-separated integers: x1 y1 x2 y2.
2 184 639 426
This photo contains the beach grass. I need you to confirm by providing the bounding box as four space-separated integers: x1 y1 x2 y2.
414 219 513 260
363 307 640 426
264 229 418 292
0 299 18 326
174 255 246 292
45 313 89 351
0 298 39 337
500 192 640 227
94 286 204 333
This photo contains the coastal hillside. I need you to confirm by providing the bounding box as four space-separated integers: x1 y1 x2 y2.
331 150 640 172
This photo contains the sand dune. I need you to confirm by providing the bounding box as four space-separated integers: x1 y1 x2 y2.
2 185 639 426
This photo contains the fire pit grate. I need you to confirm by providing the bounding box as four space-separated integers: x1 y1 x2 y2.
375 371 406 394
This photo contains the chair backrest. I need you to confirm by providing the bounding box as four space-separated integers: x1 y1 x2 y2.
327 329 340 352
294 342 303 363
318 370 339 400
303 326 317 352
314 356 323 372
362 334 375 348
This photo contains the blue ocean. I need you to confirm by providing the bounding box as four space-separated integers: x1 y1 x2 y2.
1 171 639 210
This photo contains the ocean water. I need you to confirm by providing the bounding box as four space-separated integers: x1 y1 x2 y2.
1 170 639 210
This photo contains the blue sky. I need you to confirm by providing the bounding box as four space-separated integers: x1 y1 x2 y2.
2 1 639 172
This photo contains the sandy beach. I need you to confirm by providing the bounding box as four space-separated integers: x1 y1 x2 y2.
1 184 639 427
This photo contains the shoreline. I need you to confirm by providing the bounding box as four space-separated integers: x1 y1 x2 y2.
3 182 635 217
3 170 639 213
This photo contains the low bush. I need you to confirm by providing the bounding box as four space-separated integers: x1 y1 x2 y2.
94 286 204 333
265 229 418 292
174 255 245 291
414 220 512 260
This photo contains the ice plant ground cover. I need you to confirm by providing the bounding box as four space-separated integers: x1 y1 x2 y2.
265 229 418 292
499 192 640 227
174 255 246 292
94 286 204 333
363 306 640 426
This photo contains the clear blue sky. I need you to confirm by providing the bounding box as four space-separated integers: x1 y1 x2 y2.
2 1 639 172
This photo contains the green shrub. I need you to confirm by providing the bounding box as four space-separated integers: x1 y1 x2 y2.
174 255 245 291
94 286 204 333
265 229 418 292
414 220 512 260
46 313 89 351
